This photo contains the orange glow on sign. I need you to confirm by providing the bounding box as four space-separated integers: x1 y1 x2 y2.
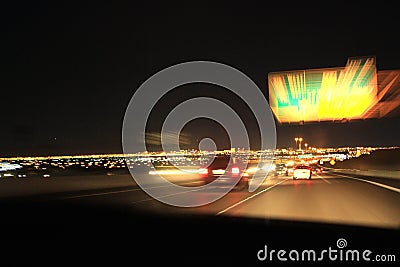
268 57 400 123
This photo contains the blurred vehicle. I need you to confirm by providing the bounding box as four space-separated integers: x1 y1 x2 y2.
310 164 324 174
272 163 287 176
285 161 295 176
293 165 312 180
285 166 294 176
199 155 248 191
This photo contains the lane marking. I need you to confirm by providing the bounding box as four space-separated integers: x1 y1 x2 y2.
62 188 142 199
132 177 290 205
131 187 204 204
332 173 400 193
315 173 331 184
61 180 203 199
216 178 290 215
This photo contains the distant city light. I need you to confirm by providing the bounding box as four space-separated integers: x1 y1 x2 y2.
0 146 398 179
0 163 22 171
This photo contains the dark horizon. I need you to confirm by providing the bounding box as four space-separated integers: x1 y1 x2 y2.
2 1 400 157
2 118 400 158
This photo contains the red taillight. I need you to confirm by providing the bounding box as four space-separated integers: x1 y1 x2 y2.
199 168 208 175
231 167 240 174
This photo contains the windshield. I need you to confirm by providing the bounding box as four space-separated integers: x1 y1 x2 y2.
294 165 310 169
2 1 399 264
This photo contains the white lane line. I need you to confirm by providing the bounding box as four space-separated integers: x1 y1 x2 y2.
216 178 290 215
61 181 202 199
315 173 331 184
332 173 400 193
131 187 204 204
62 188 141 199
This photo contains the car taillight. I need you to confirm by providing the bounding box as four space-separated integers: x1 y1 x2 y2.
231 167 240 174
199 168 208 175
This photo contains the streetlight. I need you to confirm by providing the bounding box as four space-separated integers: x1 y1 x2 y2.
295 138 299 150
305 143 308 151
299 138 303 150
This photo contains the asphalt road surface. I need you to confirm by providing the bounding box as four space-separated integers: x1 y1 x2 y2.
4 171 398 228
66 173 399 229
1 171 399 266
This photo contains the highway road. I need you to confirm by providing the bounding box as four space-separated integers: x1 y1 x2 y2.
74 175 397 228
4 171 398 229
76 173 399 229
1 170 399 265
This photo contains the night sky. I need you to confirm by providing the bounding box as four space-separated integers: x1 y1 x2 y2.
2 1 400 157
